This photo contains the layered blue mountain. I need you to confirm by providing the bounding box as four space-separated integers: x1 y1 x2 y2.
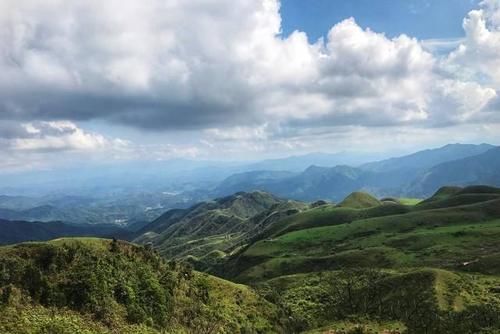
215 144 499 201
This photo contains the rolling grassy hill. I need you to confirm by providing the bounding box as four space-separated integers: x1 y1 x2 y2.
338 192 381 209
258 268 500 333
0 238 288 334
6 185 499 333
225 187 500 282
196 185 500 333
134 191 309 267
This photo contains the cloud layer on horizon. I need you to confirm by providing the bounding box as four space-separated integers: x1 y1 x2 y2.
0 0 500 168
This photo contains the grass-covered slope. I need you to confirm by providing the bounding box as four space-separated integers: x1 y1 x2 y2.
338 192 382 209
136 191 282 244
258 268 500 333
135 192 308 266
233 203 500 282
131 185 500 333
0 238 287 334
202 186 500 333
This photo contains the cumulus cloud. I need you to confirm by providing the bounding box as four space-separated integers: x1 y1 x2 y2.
11 121 113 151
1 0 495 131
0 120 130 170
445 0 500 85
0 0 499 166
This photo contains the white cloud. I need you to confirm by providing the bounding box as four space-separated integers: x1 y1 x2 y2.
0 120 131 171
0 0 499 166
446 0 500 86
205 124 270 141
12 121 111 151
0 0 490 129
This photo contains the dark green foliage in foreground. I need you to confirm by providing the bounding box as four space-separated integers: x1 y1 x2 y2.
0 238 286 333
0 238 172 327
258 268 500 334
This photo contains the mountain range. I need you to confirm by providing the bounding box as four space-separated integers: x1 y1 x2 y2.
0 143 498 228
214 144 499 201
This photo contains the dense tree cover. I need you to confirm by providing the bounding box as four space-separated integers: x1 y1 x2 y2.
0 238 287 333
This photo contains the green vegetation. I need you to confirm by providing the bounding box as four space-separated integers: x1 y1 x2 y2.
210 186 500 333
0 238 287 333
135 192 308 269
338 192 382 209
397 198 422 205
257 268 500 333
227 188 500 281
5 186 500 333
303 321 407 334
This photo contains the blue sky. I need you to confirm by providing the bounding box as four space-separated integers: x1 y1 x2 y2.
281 0 479 41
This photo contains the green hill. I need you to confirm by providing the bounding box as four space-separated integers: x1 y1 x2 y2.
420 186 463 203
0 238 287 334
203 186 500 333
5 186 500 334
134 192 308 267
338 192 382 209
227 197 500 281
258 268 500 333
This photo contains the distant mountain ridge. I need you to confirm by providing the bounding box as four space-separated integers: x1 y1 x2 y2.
244 151 382 172
1 143 498 226
360 143 494 172
214 144 499 200
409 146 500 195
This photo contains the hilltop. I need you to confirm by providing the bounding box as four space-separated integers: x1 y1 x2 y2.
134 191 308 268
0 238 287 334
223 186 500 281
338 192 381 208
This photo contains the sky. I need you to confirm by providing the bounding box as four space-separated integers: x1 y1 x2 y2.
281 0 481 41
0 0 500 172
